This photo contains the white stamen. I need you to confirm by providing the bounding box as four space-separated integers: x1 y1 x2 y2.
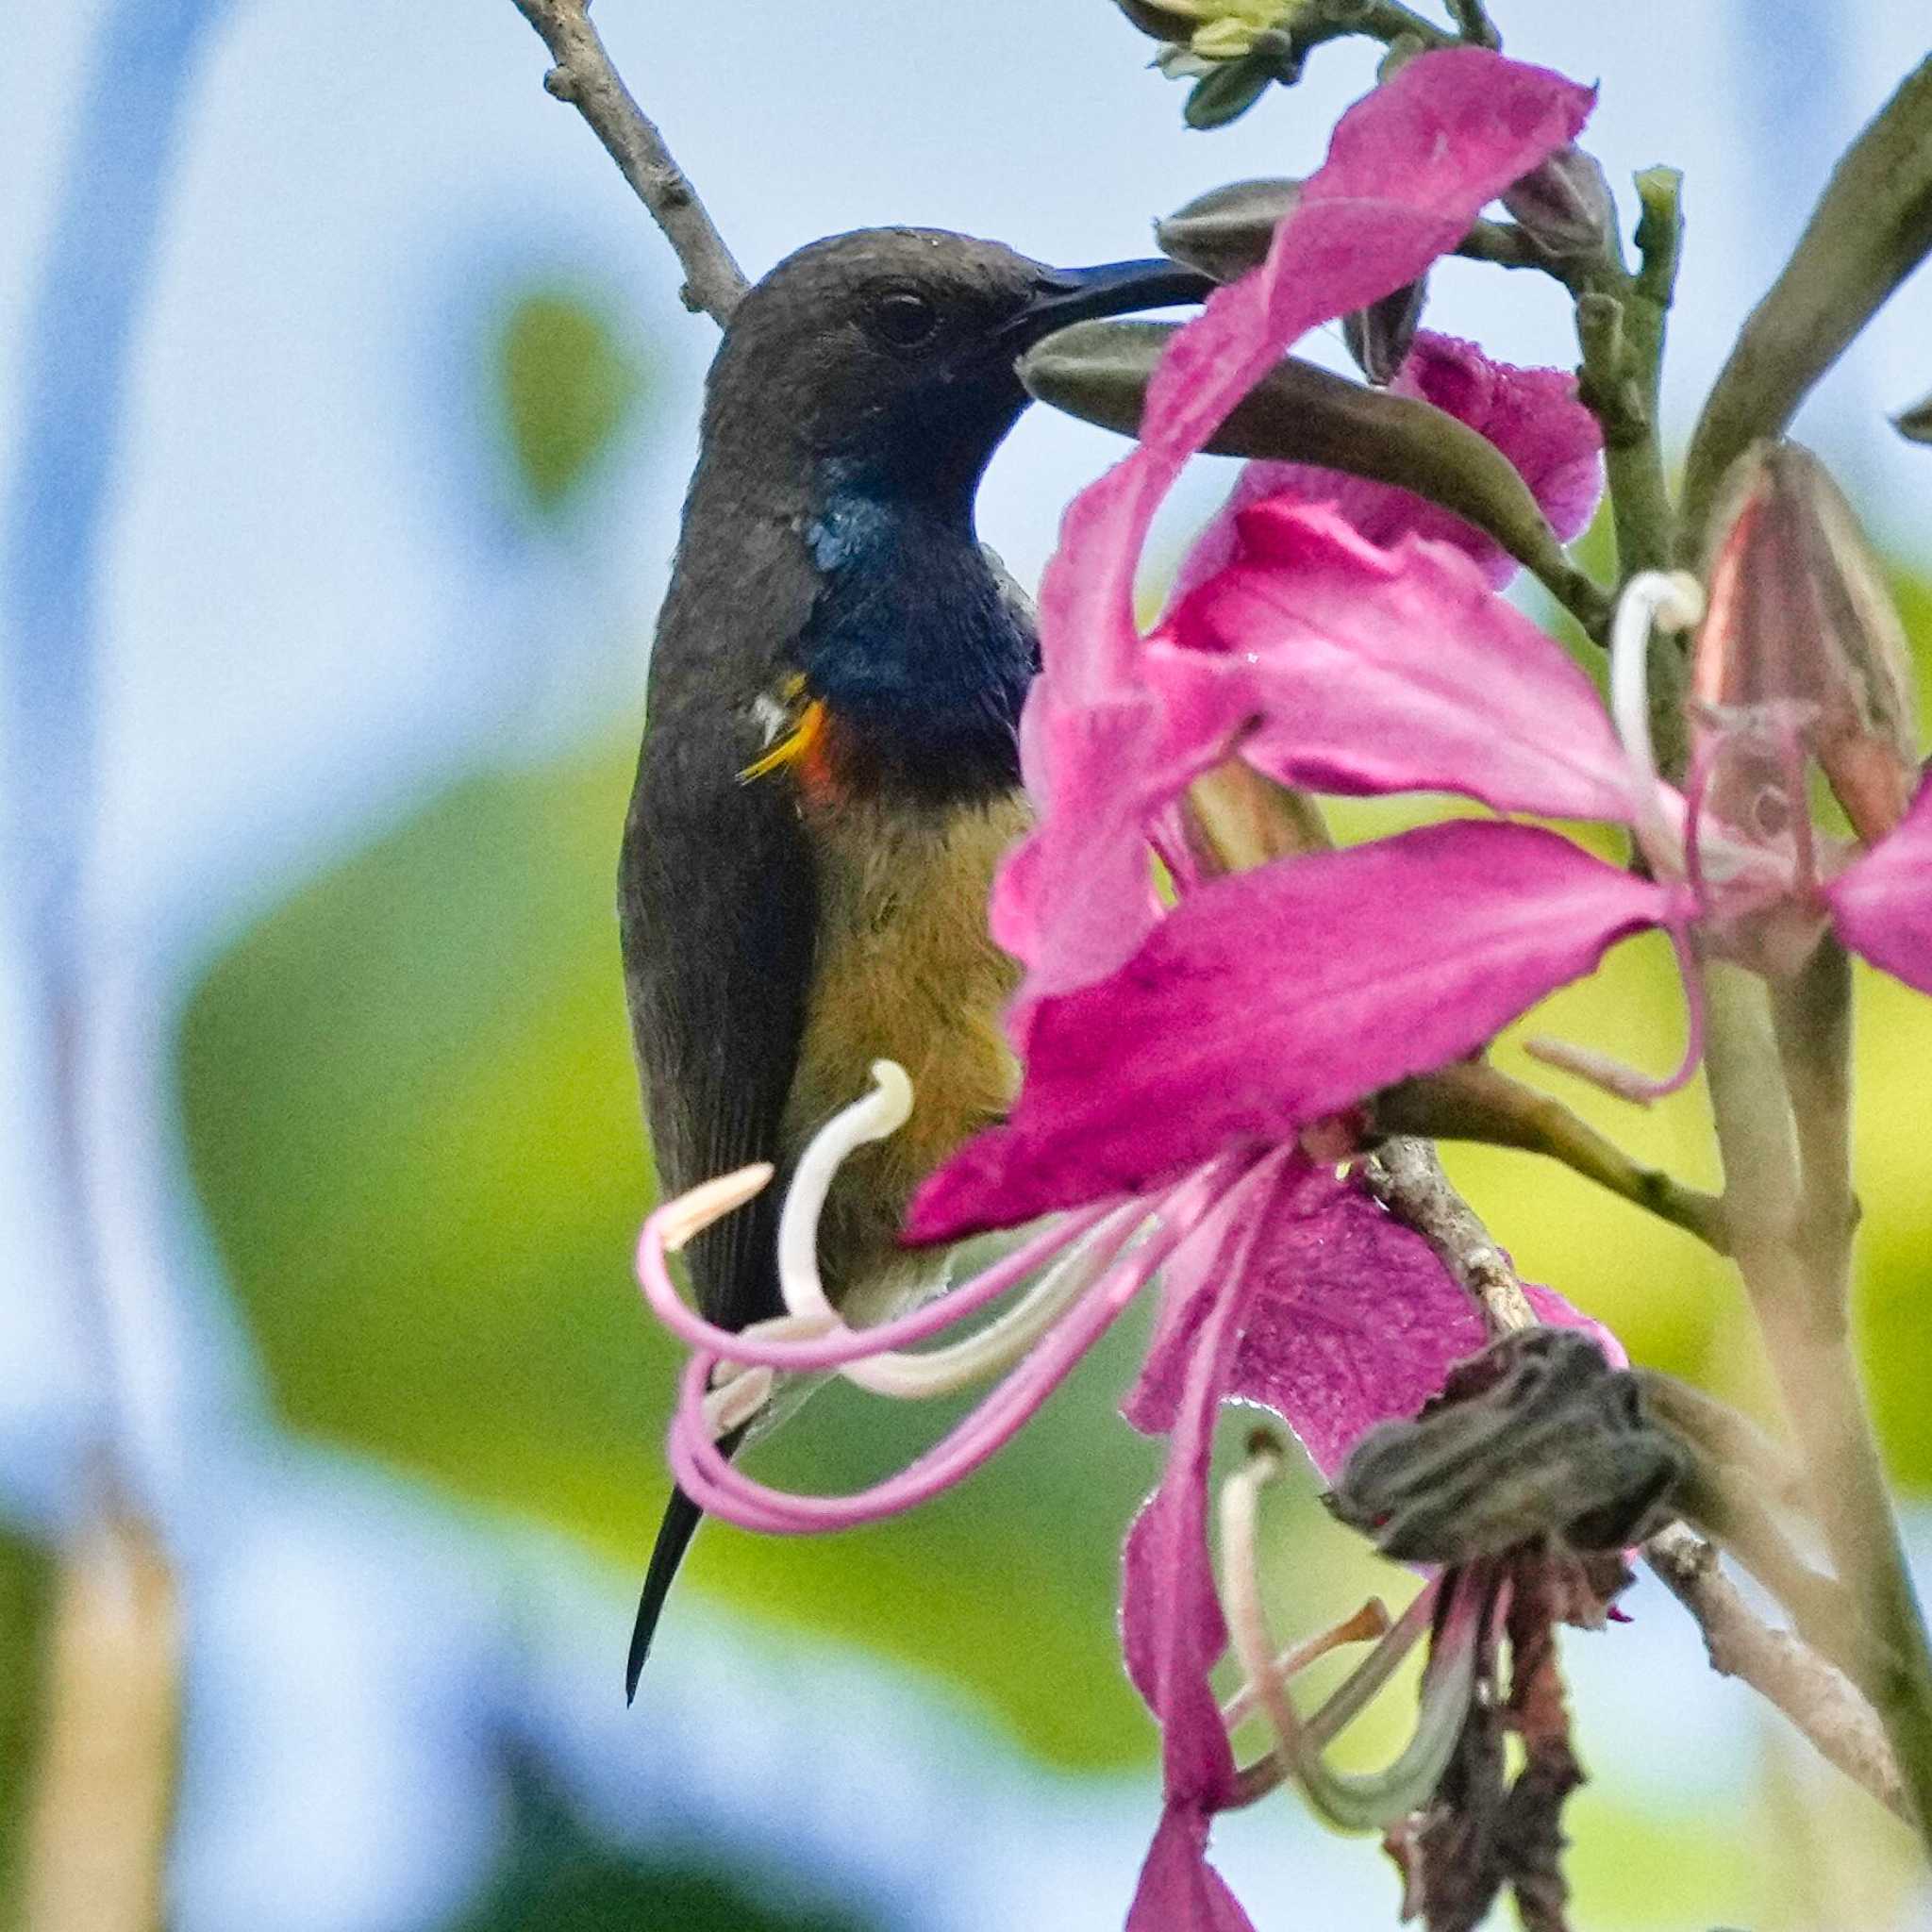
1610 569 1706 880
839 1205 1143 1398
660 1164 774 1251
702 1364 774 1439
776 1060 915 1323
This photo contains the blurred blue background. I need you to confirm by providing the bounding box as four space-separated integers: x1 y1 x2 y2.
7 3 1932 1926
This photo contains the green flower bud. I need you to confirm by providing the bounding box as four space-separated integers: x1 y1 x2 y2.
1157 178 1301 281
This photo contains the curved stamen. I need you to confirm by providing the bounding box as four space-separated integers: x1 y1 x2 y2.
1610 570 1706 881
1219 1439 1485 1830
777 1059 915 1323
670 1154 1272 1535
1680 726 1720 918
836 1198 1152 1399
1522 917 1706 1104
639 1163 1121 1375
1220 1597 1391 1733
1228 1579 1442 1808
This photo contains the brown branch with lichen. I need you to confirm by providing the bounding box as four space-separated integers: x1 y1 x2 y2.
1647 1523 1904 1818
1365 1138 1907 1820
510 0 748 327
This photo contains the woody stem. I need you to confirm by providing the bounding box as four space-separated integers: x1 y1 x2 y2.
1699 958 1932 1845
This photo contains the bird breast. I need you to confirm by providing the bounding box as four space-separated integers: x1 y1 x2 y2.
781 786 1031 1324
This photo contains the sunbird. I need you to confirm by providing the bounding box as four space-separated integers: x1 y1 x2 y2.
619 227 1208 1696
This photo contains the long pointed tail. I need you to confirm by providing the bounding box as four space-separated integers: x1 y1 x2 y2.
627 1482 705 1701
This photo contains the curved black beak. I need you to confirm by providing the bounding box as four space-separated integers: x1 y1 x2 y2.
998 258 1215 349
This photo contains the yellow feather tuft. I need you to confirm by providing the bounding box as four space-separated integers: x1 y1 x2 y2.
740 696 827 783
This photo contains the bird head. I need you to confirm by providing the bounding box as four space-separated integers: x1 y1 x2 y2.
701 227 1210 512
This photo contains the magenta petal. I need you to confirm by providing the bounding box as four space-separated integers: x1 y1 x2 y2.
1224 1171 1491 1478
1004 51 1595 1017
1162 504 1636 824
1118 1184 1264 1810
1397 332 1604 547
1824 779 1932 991
910 820 1670 1241
1169 333 1603 602
1127 1806 1257 1932
1220 1171 1618 1477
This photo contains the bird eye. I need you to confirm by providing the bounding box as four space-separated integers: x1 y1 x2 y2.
866 290 940 349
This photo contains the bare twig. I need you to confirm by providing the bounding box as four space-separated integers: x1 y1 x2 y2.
1365 1137 1537 1338
1647 1524 1904 1819
21 1515 180 1932
511 0 748 326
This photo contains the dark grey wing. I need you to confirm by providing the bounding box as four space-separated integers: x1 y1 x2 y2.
618 695 817 1337
618 691 817 1696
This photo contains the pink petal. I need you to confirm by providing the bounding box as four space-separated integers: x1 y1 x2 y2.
1127 1806 1257 1932
1160 503 1636 824
1225 1172 1493 1477
1221 1174 1619 1477
1398 332 1603 546
1002 52 1596 1024
910 821 1670 1242
1119 1178 1275 1812
1169 332 1603 603
1824 778 1932 991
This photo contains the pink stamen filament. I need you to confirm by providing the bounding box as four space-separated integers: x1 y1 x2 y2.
1680 726 1720 918
1522 918 1706 1104
669 1174 1234 1534
639 1161 1121 1375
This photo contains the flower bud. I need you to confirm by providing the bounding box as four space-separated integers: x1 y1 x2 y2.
1501 145 1617 261
1691 441 1918 847
1184 48 1277 127
1894 389 1932 444
1342 275 1428 386
1157 177 1301 282
1113 0 1207 42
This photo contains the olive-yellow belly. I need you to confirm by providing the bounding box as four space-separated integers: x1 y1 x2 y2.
780 788 1030 1324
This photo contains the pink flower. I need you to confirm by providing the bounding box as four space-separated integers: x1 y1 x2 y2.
915 508 1932 1241
995 47 1596 1045
633 49 1620 1930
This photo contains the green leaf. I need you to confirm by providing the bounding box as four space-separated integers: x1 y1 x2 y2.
494 289 648 517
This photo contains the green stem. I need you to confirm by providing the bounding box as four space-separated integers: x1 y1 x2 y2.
1572 166 1686 753
1700 960 1932 1840
1440 0 1500 46
1372 1059 1729 1251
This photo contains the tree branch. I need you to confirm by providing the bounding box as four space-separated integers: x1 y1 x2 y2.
1646 1524 1904 1819
1365 1137 1538 1338
511 0 748 327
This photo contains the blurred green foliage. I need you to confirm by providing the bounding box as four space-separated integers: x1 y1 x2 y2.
0 1530 53 1903
454 1758 874 1932
176 739 1165 1769
493 287 648 518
